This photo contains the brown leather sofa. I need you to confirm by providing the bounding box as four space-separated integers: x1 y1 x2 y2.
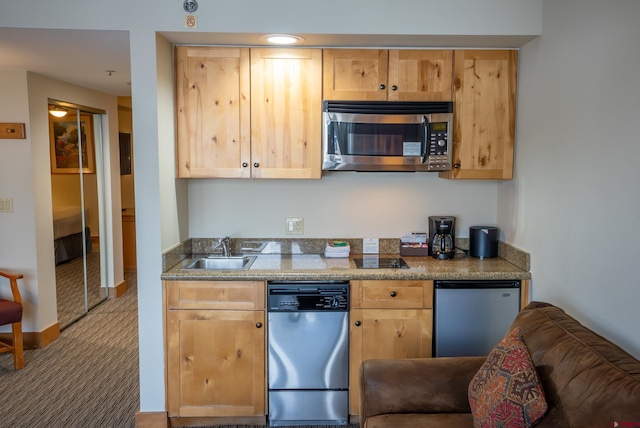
359 301 640 428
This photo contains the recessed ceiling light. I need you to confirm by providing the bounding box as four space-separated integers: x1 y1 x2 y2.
260 34 305 45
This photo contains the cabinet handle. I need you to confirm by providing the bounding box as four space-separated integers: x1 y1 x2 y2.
390 291 397 297
242 162 248 168
256 322 263 328
379 84 386 90
254 162 260 168
391 85 398 91
454 163 461 169
354 321 361 326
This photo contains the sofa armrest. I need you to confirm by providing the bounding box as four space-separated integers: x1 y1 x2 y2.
360 357 486 421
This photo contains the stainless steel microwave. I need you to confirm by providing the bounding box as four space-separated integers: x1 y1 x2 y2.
322 101 453 172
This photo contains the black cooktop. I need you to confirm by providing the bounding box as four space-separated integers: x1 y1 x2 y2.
354 257 409 269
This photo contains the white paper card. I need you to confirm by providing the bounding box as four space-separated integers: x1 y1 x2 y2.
363 238 379 254
403 142 421 156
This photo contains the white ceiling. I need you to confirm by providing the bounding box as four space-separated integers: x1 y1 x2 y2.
0 28 132 96
0 27 536 98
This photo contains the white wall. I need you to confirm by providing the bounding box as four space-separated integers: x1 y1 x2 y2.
0 71 39 330
499 0 640 358
189 173 498 239
0 0 542 37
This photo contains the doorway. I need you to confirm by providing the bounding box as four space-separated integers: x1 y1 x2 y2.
49 100 107 329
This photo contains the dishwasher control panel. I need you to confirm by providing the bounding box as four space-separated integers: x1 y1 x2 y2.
267 281 349 312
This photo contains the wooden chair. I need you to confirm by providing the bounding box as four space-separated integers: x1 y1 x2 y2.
0 270 24 370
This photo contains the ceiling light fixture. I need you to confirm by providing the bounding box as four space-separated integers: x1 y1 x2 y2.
260 34 305 45
49 106 68 117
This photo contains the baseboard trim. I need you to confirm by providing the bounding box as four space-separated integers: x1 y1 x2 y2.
168 416 266 426
109 279 127 299
135 411 168 428
0 321 60 350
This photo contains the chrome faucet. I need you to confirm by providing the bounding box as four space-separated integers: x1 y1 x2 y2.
221 236 231 257
211 236 232 257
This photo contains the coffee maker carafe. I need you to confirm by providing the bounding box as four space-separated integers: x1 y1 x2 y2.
428 216 456 259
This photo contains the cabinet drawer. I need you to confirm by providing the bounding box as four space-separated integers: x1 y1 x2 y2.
351 280 433 309
165 280 265 310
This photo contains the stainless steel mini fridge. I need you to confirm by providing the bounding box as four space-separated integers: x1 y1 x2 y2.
434 280 521 357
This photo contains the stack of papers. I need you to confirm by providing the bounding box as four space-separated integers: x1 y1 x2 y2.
401 232 427 244
324 240 351 258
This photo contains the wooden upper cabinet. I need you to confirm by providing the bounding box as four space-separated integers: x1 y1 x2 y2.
323 49 389 101
250 48 322 179
440 50 518 180
323 49 452 101
175 46 251 178
388 50 453 101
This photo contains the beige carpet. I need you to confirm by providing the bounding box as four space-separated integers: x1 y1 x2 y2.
56 249 106 329
0 272 139 427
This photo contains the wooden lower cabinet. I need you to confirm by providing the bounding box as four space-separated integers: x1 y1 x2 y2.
165 281 266 418
348 280 434 415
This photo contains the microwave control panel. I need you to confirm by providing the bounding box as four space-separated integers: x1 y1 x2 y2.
426 122 451 171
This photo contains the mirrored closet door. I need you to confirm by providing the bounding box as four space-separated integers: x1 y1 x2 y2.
49 100 107 329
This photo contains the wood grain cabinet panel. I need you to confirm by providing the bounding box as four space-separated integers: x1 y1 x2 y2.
440 50 518 180
175 46 251 178
165 280 265 310
164 281 266 418
175 46 322 179
349 280 434 415
323 49 452 101
250 48 322 179
122 212 136 272
166 309 265 417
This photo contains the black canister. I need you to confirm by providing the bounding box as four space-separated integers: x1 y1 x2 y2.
469 226 498 259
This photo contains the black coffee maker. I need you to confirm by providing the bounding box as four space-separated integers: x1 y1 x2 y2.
428 216 456 259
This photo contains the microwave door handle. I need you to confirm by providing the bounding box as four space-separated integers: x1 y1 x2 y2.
421 115 429 163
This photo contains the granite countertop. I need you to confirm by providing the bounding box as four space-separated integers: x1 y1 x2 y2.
161 238 531 282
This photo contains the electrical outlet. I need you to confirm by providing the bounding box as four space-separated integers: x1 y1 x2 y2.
285 217 304 235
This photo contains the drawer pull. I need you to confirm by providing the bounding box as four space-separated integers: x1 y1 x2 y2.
390 291 397 297
354 321 361 327
256 322 263 328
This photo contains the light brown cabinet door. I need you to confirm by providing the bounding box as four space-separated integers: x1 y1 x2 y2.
349 308 433 415
250 48 322 179
388 50 453 101
166 309 265 417
122 213 136 272
323 49 389 101
440 50 518 180
175 46 251 178
323 49 452 101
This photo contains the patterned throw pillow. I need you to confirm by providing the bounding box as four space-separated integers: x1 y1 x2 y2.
468 326 548 428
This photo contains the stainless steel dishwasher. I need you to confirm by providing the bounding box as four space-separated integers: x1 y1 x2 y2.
434 280 521 357
267 281 349 427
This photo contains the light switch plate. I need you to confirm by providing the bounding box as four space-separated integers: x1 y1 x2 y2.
0 197 14 213
285 217 304 235
0 123 25 139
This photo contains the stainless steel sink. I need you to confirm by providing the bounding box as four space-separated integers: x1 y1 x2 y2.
183 256 256 270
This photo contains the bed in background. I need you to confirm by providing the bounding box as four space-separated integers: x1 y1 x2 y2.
53 205 92 265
